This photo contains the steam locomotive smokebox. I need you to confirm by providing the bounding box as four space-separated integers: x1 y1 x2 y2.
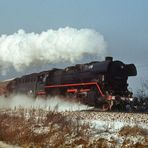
105 56 113 62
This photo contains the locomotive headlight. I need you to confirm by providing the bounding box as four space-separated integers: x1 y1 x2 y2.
112 96 115 100
129 98 134 101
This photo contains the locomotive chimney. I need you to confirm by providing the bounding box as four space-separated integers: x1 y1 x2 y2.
105 56 113 62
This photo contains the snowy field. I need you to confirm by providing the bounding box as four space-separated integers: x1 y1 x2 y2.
0 95 147 147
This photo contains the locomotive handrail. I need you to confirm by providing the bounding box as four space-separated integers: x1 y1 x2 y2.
44 82 105 97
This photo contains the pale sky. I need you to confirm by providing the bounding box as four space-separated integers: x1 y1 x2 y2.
0 0 148 92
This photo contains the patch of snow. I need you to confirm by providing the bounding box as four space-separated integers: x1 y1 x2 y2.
0 141 20 148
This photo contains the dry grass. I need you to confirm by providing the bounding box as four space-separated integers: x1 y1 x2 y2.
0 108 148 147
0 109 91 147
119 125 148 136
119 125 148 148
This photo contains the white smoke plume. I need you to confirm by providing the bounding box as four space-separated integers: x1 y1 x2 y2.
0 95 91 112
0 27 107 72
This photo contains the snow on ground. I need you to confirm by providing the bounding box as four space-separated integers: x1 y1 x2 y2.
0 141 20 148
61 110 148 146
0 107 147 147
88 119 147 145
0 95 147 147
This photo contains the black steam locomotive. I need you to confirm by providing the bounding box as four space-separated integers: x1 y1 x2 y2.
7 57 137 111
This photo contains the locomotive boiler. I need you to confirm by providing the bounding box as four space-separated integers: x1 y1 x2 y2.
6 57 137 111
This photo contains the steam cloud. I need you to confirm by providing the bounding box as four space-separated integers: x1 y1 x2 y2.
0 27 107 72
0 95 91 112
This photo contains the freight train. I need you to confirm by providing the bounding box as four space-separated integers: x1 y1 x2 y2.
4 57 137 111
